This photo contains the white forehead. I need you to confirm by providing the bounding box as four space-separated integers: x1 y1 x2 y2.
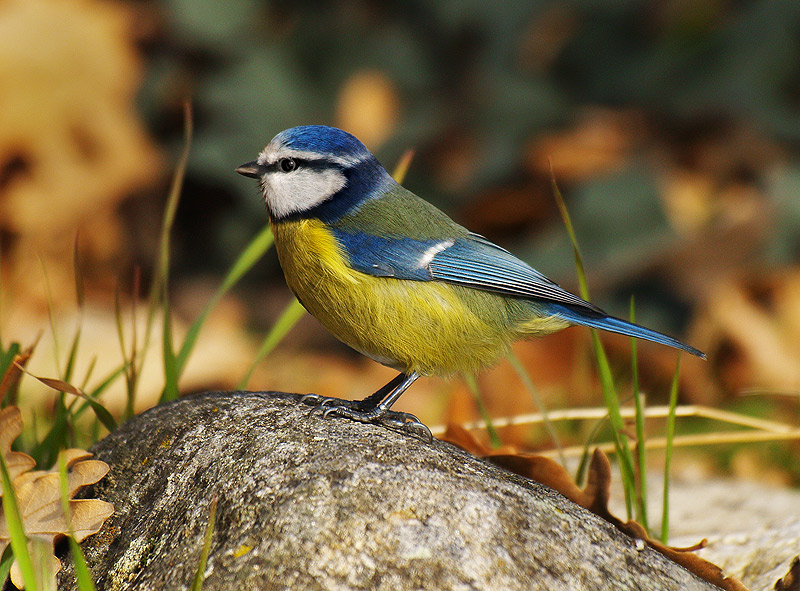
256 140 365 168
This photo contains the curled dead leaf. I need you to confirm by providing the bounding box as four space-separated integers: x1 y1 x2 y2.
0 406 113 589
774 557 799 591
441 425 750 591
0 338 38 406
0 406 36 485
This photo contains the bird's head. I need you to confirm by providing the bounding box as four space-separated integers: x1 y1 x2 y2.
236 125 391 220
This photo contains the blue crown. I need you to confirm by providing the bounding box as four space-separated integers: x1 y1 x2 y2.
275 125 371 160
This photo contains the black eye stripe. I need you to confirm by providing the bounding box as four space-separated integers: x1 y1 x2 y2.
265 157 342 173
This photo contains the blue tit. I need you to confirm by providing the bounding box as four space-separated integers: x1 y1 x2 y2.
237 125 704 432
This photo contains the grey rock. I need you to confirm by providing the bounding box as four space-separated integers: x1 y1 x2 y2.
58 391 719 590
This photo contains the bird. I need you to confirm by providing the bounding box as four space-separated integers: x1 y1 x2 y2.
237 125 704 434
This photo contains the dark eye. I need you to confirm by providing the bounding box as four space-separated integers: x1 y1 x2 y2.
279 158 297 173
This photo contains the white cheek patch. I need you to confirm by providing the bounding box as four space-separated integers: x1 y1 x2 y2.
263 167 347 218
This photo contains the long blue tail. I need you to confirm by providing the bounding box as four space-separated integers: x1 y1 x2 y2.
549 304 705 359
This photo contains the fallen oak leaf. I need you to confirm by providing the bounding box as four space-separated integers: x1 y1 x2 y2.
0 407 113 589
2 453 113 588
0 407 36 485
774 556 799 591
580 448 615 522
444 429 750 591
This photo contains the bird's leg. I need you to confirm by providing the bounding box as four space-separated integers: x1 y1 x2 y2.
351 372 409 410
306 372 430 439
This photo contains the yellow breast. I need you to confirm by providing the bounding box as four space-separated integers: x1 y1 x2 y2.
271 219 532 376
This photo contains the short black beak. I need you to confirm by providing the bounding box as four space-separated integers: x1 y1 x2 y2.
236 161 264 179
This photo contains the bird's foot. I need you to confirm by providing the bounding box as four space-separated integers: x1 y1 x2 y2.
377 410 433 442
300 393 359 409
301 394 431 441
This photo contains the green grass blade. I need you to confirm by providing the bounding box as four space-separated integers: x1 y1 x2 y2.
0 342 21 407
147 102 192 402
238 298 305 389
575 416 607 485
0 343 21 379
150 102 193 322
73 235 85 312
63 327 81 386
114 280 137 419
550 163 589 299
31 400 69 468
506 350 564 464
0 545 14 588
661 355 682 543
79 356 97 393
391 149 415 183
176 225 274 376
71 365 125 422
72 392 118 434
190 497 218 591
551 165 636 517
38 253 72 455
64 235 86 384
463 374 501 448
629 298 649 531
58 455 96 591
0 451 37 591
160 288 180 402
32 538 54 591
591 332 636 516
38 255 62 377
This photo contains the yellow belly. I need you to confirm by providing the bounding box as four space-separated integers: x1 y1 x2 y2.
272 219 568 376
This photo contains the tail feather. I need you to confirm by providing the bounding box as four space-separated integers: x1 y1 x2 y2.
549 304 706 359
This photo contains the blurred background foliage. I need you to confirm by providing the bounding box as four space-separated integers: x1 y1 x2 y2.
2 0 800 480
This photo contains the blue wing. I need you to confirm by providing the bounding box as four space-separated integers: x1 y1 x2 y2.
332 229 705 359
332 229 599 310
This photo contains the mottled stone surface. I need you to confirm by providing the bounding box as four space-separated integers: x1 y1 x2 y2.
58 391 718 590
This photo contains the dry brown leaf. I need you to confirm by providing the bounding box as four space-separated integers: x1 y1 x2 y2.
0 0 161 308
526 109 638 182
0 406 36 485
696 272 800 396
774 557 800 591
0 339 38 406
0 406 113 589
442 430 750 591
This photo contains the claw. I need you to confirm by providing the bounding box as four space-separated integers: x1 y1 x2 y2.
403 420 433 442
300 393 324 405
380 411 432 441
